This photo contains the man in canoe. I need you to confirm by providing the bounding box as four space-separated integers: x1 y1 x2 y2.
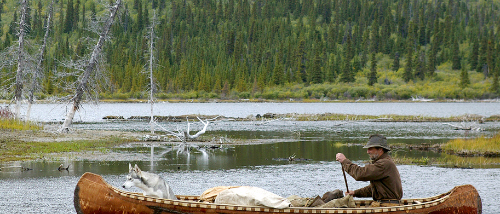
335 134 403 204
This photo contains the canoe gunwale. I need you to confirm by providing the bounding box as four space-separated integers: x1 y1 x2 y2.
106 176 453 212
75 172 481 214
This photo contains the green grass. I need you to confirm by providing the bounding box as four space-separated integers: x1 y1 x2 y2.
392 154 500 168
442 133 500 154
288 113 492 122
0 118 42 131
392 133 500 168
0 137 130 162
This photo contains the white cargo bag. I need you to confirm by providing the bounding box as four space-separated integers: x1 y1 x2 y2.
214 186 291 209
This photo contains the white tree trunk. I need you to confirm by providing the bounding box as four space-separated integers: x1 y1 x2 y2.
26 0 53 122
14 0 29 120
149 11 156 134
60 0 122 132
25 101 32 121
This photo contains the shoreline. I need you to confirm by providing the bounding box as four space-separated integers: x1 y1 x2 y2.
1 97 500 104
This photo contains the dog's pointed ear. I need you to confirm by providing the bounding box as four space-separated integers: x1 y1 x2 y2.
129 163 133 172
134 164 142 173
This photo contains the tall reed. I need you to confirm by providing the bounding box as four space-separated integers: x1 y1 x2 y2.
442 133 500 153
0 107 41 131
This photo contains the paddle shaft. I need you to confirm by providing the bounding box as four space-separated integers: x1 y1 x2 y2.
341 164 349 193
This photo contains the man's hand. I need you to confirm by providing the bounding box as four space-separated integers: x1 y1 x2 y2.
336 153 346 163
345 190 354 196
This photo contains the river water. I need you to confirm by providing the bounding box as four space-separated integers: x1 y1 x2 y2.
5 101 500 122
0 102 499 213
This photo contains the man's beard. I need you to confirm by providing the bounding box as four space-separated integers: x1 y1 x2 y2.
369 153 380 160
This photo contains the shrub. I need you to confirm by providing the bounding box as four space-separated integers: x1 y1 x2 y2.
238 92 251 99
113 93 130 100
180 91 199 99
348 86 372 99
0 107 14 119
261 91 278 99
327 85 349 99
0 108 41 131
395 87 414 99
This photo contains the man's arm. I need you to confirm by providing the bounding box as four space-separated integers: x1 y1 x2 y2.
353 185 373 198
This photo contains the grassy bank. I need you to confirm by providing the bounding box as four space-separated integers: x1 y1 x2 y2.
290 113 500 122
442 134 500 157
392 155 500 168
0 118 42 131
0 136 131 162
0 115 138 162
392 133 500 168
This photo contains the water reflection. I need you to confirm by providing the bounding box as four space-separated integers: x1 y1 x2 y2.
0 140 443 180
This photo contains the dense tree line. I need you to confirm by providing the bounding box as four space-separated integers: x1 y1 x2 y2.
1 0 499 100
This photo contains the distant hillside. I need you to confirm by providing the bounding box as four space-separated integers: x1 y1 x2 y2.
0 0 499 101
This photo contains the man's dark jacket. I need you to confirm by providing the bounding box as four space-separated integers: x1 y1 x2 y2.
341 153 403 200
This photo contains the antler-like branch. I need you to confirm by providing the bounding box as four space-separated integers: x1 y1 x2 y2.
186 116 210 139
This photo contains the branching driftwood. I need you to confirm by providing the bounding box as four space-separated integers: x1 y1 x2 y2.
153 116 220 143
60 0 122 132
442 115 483 131
442 122 482 131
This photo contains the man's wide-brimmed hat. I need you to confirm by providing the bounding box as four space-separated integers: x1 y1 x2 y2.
363 134 391 150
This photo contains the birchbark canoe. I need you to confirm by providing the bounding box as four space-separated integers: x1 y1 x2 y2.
74 172 481 214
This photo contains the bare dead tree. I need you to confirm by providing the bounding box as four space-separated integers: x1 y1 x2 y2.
60 0 122 132
26 0 54 121
13 0 30 119
148 11 158 134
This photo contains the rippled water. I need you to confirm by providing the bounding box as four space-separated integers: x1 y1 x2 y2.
1 163 498 213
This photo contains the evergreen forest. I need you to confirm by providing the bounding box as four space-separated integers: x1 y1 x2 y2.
1 0 500 102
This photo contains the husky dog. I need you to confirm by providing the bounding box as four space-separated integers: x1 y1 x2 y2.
122 164 177 200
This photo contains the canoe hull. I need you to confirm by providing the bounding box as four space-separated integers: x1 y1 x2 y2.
74 172 481 214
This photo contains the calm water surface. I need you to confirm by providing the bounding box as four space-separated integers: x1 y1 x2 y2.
8 102 500 122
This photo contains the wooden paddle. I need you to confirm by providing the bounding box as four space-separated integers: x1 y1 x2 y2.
341 164 349 193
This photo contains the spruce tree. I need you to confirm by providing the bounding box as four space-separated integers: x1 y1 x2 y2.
491 58 500 94
477 33 488 73
414 48 426 80
427 44 437 76
368 53 377 86
451 35 461 70
418 8 426 46
491 72 499 94
340 57 354 83
392 52 400 71
459 64 470 89
370 19 379 53
403 46 414 82
0 0 2 35
403 21 416 82
310 49 323 84
64 0 74 33
272 55 284 85
470 38 479 70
